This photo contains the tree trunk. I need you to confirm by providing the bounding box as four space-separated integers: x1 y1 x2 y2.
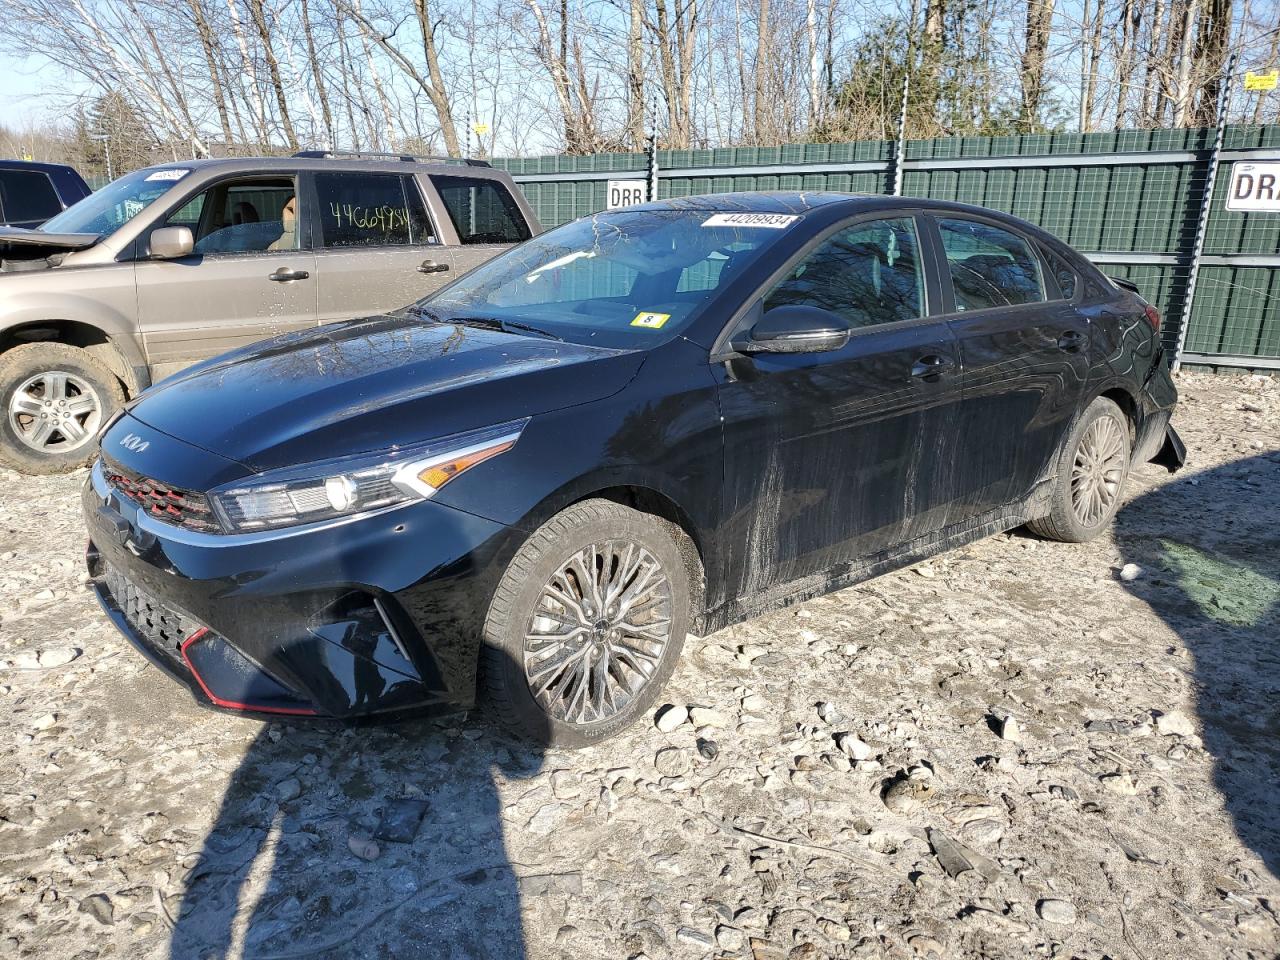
186 0 235 148
1113 0 1138 127
1192 0 1232 125
1019 0 1055 130
627 0 645 149
413 0 461 156
1080 0 1105 132
754 0 771 144
245 0 299 150
300 0 336 149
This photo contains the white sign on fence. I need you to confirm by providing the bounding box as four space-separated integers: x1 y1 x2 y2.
606 179 647 209
1226 161 1280 212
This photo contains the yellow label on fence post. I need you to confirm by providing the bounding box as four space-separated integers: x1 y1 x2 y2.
1245 70 1278 92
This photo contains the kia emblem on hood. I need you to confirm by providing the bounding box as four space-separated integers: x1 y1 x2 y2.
119 433 150 453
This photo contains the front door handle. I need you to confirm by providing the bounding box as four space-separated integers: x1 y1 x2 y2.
1057 329 1084 351
418 260 450 274
269 267 310 282
911 354 954 380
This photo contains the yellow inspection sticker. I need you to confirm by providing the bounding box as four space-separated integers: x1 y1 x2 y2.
631 312 671 329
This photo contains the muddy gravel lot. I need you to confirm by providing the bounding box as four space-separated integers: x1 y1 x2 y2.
0 371 1277 960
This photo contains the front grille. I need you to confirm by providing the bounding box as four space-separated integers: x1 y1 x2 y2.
103 564 194 674
102 457 221 534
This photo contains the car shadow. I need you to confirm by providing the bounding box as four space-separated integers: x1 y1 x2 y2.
1114 451 1280 876
167 655 546 960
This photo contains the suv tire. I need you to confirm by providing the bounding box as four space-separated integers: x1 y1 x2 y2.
0 342 124 475
482 499 691 747
1028 396 1132 543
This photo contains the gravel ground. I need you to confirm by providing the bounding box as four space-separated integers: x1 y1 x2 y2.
1 371 1278 960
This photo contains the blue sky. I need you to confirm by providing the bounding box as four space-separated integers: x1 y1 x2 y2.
0 51 86 130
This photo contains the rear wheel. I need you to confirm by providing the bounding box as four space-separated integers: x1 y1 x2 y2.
1028 396 1132 543
0 342 124 475
482 499 691 747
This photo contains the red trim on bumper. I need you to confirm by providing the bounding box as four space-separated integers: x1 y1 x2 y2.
180 628 318 717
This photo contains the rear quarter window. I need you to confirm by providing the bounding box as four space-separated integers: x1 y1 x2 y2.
430 175 531 244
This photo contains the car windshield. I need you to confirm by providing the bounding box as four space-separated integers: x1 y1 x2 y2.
41 167 190 237
417 208 798 347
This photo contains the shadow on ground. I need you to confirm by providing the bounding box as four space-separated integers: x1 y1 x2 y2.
1116 451 1280 877
168 661 547 960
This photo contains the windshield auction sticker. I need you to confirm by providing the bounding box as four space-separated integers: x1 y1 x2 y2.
631 312 671 329
702 213 798 229
144 169 190 182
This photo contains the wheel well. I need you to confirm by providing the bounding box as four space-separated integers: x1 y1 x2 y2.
0 321 136 395
1099 387 1138 438
578 485 708 631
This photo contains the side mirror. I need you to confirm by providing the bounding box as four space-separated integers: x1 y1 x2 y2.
738 305 853 354
149 226 194 260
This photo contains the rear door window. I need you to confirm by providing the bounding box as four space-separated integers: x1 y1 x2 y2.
314 173 434 248
937 218 1045 310
429 175 531 244
0 170 62 223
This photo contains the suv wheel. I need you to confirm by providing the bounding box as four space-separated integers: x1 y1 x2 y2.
482 499 691 747
0 343 124 475
1028 396 1132 542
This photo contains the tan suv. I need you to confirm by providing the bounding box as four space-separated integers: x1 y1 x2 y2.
0 153 539 474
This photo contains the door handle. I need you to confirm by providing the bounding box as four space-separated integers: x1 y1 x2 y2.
1057 329 1084 351
269 267 309 282
418 260 450 274
911 354 954 379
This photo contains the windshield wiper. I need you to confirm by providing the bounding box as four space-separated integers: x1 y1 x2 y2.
406 306 563 342
441 314 563 342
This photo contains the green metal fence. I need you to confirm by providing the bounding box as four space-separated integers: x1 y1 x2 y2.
494 125 1280 370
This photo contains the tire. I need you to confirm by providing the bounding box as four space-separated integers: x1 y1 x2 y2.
482 499 692 748
0 342 125 476
1028 396 1132 543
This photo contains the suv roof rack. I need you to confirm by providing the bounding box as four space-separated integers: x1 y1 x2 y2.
292 150 492 168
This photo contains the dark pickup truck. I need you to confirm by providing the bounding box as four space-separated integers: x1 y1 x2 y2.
0 159 92 228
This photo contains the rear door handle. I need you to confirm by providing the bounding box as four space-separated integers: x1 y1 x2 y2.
911 354 954 379
269 267 309 282
418 260 450 274
1057 329 1084 351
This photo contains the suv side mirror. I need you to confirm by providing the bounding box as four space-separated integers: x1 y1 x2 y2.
150 226 194 260
739 305 853 354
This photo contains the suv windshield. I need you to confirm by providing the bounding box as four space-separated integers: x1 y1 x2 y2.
420 208 795 347
41 167 190 237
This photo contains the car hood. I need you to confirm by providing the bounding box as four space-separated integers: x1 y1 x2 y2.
127 313 646 471
0 225 99 252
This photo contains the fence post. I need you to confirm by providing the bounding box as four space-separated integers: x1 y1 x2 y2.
1173 52 1238 372
892 71 910 197
646 96 660 202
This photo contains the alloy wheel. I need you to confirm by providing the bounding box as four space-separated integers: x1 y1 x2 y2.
7 370 102 454
523 540 673 725
1070 413 1127 527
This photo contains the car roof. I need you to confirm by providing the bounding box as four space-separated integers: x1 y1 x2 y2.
0 158 81 174
140 155 510 179
620 190 1065 244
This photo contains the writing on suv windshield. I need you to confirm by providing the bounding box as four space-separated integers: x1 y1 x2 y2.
422 208 795 345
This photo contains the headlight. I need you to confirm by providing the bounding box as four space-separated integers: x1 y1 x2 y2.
208 419 528 533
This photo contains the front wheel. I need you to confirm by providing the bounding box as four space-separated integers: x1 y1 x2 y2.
0 342 125 475
1028 396 1132 543
482 499 691 747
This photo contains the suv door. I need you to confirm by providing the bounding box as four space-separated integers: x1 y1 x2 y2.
0 169 63 227
712 215 962 610
135 174 317 374
925 214 1090 519
310 171 447 322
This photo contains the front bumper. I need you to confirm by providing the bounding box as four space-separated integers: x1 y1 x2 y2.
83 460 513 720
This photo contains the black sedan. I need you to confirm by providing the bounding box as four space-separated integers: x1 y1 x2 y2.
83 193 1183 746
